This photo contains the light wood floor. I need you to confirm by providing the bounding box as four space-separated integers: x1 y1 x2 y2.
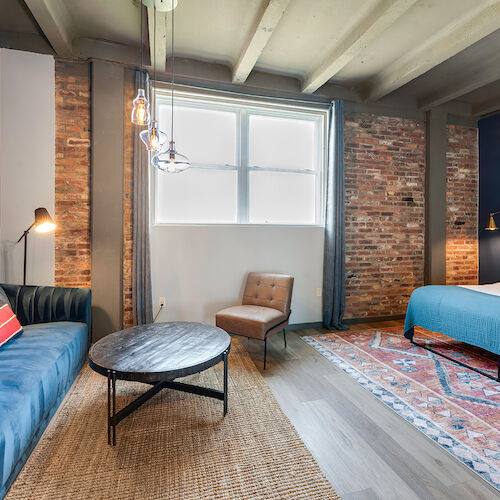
242 321 500 500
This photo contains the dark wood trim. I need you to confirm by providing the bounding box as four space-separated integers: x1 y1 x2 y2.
287 315 405 330
344 314 406 325
286 322 323 330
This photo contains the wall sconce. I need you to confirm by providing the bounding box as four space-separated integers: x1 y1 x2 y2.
486 211 499 231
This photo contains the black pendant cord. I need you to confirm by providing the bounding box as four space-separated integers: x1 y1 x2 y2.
152 3 156 123
171 5 174 141
140 0 143 72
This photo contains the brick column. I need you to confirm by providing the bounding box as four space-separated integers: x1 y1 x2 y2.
54 60 91 288
344 112 425 320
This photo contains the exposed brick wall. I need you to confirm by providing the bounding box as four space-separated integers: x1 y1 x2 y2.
55 61 134 323
53 64 478 324
123 71 135 328
54 60 91 288
445 124 479 285
344 113 425 319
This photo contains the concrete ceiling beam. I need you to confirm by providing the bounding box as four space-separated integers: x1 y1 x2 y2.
232 0 291 84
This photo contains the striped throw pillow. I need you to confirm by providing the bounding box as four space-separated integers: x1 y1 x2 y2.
0 297 23 348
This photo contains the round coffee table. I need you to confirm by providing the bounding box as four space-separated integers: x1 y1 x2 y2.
89 322 231 445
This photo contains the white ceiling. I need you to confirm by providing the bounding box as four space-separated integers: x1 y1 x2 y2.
65 0 141 46
3 0 500 116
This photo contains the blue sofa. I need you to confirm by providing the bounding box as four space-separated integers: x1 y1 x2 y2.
0 284 91 499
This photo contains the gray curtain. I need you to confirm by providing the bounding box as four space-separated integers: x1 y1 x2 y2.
133 69 153 324
322 100 347 330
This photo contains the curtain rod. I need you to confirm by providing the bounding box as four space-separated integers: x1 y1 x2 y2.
153 78 332 109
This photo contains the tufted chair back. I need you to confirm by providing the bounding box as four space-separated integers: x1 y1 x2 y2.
242 272 294 316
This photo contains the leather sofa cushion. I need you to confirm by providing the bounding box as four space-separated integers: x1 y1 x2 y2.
216 305 287 340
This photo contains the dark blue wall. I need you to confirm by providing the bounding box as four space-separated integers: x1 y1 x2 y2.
479 114 500 284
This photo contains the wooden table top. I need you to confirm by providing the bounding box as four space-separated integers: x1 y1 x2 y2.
89 322 231 382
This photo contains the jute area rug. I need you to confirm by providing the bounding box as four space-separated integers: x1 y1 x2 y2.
7 339 339 500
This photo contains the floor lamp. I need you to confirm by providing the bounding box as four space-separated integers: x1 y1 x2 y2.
17 208 56 285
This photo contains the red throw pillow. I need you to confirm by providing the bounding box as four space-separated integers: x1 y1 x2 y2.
0 298 23 348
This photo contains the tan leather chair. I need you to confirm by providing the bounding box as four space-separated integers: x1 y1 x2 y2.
216 272 294 369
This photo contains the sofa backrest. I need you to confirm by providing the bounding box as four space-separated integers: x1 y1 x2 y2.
0 284 91 342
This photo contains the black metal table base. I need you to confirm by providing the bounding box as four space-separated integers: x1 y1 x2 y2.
405 328 500 382
106 349 229 446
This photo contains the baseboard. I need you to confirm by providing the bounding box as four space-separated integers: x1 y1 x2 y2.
344 314 405 325
286 315 405 331
286 322 323 331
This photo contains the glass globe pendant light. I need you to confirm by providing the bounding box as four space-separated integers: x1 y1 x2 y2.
131 89 150 125
140 120 166 152
139 4 167 153
152 140 190 173
131 0 150 126
152 3 190 173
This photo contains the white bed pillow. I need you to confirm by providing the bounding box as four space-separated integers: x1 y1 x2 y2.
459 283 500 297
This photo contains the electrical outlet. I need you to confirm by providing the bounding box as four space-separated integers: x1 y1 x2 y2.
159 296 166 307
316 288 322 297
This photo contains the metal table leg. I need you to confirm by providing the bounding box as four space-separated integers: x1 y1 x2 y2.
112 370 116 446
104 352 230 445
107 370 111 445
223 349 228 415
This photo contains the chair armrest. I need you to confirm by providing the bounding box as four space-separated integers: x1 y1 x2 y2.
0 284 91 343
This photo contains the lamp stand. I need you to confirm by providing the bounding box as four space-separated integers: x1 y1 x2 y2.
16 223 34 286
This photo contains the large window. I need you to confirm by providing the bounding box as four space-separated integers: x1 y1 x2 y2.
154 91 326 225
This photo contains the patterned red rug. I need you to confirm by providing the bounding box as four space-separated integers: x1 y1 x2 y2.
303 327 500 491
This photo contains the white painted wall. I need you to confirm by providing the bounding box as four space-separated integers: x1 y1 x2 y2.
150 225 324 326
0 49 55 286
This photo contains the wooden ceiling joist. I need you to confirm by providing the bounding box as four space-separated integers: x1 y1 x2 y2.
301 0 418 94
23 0 73 57
361 0 500 102
419 54 500 110
147 7 167 72
472 96 500 117
232 0 291 84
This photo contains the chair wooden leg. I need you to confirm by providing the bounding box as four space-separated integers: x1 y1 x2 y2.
264 337 267 370
283 329 287 348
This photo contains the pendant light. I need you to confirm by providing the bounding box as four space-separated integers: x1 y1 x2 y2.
152 4 190 173
131 0 150 126
140 1 167 153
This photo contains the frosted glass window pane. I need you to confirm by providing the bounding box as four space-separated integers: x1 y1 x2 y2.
157 168 237 223
158 104 237 165
249 171 316 224
249 115 316 170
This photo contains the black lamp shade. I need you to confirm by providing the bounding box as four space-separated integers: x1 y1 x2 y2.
34 207 56 233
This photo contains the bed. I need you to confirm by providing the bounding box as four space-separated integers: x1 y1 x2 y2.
404 283 500 381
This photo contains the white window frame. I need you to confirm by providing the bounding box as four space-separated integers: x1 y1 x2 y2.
153 89 328 227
